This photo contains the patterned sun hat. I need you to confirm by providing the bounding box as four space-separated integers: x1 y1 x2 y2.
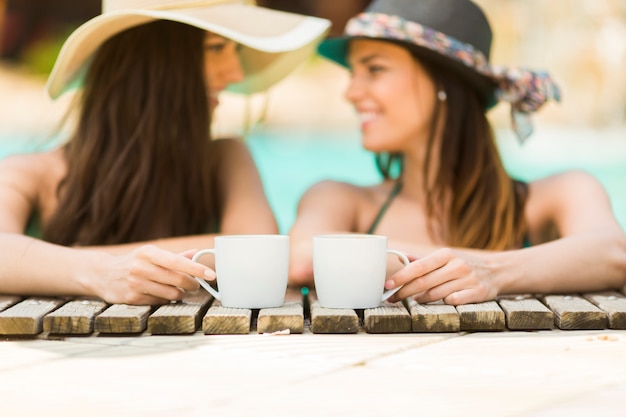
318 0 561 142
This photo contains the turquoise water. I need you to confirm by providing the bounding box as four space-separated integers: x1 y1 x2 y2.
1 126 625 234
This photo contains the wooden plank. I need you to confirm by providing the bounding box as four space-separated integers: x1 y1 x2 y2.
309 302 359 334
308 289 359 334
497 295 554 330
257 287 304 334
94 304 152 334
582 291 626 329
202 300 251 335
0 295 22 312
257 303 304 334
405 299 460 333
457 301 506 331
43 299 108 334
147 291 212 335
363 302 411 334
0 297 66 335
542 295 607 330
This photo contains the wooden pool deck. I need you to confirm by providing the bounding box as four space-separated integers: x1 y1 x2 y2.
1 288 626 337
1 288 625 416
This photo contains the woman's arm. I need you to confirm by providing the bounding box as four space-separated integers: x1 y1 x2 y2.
0 155 212 304
497 171 626 293
386 171 626 305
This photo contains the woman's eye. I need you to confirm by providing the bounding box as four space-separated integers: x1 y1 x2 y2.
368 65 385 74
205 43 226 53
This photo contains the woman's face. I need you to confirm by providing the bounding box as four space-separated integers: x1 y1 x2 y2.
345 39 438 153
203 32 244 113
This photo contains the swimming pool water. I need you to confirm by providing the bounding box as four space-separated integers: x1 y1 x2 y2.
1 126 625 234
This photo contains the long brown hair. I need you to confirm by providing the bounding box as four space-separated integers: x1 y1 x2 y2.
376 58 528 250
44 20 221 246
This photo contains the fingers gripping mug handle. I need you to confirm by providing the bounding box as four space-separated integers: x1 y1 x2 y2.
380 249 410 302
192 249 221 301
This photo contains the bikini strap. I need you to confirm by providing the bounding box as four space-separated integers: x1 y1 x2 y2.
366 181 403 234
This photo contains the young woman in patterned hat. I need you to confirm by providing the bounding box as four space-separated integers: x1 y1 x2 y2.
289 0 626 304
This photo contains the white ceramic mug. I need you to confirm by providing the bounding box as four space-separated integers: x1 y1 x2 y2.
192 235 289 309
313 234 410 309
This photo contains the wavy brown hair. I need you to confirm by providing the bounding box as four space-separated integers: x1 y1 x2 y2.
44 20 220 246
376 58 528 250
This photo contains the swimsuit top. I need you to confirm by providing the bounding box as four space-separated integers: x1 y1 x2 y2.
25 213 42 238
366 181 403 234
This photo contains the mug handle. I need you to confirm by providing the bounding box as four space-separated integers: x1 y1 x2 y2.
192 249 221 301
380 249 411 302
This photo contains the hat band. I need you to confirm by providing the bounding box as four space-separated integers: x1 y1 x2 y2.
345 13 491 78
103 0 253 13
346 12 562 142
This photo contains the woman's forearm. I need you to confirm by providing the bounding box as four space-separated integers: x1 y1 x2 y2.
0 233 103 296
387 230 626 303
493 230 626 295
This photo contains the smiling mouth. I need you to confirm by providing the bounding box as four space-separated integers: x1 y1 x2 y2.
359 111 379 126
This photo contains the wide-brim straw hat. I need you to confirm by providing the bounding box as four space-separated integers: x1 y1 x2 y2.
46 0 331 99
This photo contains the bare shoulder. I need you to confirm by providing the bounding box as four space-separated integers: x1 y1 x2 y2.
301 179 368 204
529 170 608 204
527 170 617 234
0 148 65 231
0 149 63 183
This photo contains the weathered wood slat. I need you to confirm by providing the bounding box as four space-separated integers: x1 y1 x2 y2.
0 295 22 312
309 302 360 334
43 299 108 334
405 299 460 332
582 292 626 329
94 304 152 334
308 289 360 334
0 297 66 335
457 301 506 331
147 291 212 335
364 302 411 334
497 295 554 330
256 288 304 334
257 303 304 334
202 300 251 335
542 295 607 330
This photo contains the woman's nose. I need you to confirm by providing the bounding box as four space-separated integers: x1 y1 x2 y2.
344 76 363 104
224 50 245 85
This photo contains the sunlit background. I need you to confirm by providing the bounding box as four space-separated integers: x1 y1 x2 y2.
1 0 624 233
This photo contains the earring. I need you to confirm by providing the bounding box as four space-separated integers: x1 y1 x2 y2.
437 90 447 101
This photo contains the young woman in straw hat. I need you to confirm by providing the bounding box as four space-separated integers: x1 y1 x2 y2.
0 0 330 305
289 0 626 305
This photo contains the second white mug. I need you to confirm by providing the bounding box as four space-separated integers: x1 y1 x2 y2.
313 234 410 309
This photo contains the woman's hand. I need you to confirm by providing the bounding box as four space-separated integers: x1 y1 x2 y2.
385 248 500 305
87 245 216 305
